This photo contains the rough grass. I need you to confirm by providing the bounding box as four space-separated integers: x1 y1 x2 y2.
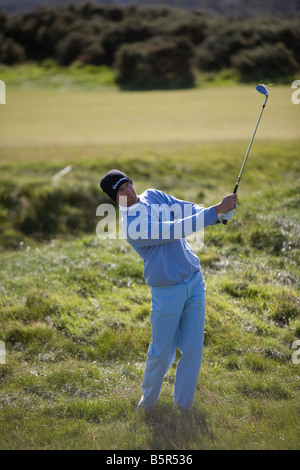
0 139 299 251
0 164 299 449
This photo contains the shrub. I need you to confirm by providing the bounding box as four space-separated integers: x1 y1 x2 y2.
166 16 208 45
0 5 299 81
195 17 300 77
115 36 195 90
195 19 261 71
77 41 106 66
101 18 154 65
56 32 88 66
196 47 219 72
0 36 25 65
231 43 299 80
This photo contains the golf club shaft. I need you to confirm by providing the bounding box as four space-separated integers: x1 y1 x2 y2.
223 94 268 224
233 94 268 193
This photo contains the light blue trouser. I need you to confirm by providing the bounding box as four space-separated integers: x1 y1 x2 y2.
138 270 206 410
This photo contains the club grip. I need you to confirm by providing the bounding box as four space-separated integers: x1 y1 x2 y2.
222 184 238 224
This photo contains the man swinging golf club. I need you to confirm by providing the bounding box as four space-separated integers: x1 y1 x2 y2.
99 85 268 411
100 169 238 410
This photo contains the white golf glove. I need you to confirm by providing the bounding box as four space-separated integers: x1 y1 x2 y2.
218 207 237 223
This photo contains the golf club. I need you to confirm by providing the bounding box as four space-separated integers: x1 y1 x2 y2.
222 84 269 225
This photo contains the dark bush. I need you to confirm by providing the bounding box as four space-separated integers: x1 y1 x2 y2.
275 19 300 63
195 17 300 73
0 36 25 65
115 36 195 90
101 18 155 65
56 32 88 66
196 46 219 72
77 39 106 65
195 19 258 70
0 5 299 80
103 6 124 22
231 43 299 80
4 10 48 61
163 15 208 45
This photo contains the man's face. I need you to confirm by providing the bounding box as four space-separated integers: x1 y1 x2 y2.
117 181 139 207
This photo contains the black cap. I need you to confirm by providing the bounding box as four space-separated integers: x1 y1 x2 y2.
100 169 133 201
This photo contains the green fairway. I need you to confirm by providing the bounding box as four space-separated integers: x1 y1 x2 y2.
0 85 298 147
0 82 299 450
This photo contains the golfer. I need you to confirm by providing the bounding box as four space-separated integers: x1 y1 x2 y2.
100 169 238 410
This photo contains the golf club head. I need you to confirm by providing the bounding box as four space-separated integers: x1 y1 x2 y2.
223 84 269 226
256 84 269 96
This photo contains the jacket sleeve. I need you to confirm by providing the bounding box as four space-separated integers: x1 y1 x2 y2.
125 204 218 248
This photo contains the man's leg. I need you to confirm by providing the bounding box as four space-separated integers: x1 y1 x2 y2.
174 271 206 409
138 283 186 409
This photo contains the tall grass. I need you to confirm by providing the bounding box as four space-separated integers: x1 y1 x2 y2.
0 139 299 449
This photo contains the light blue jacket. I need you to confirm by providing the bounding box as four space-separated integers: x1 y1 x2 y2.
120 189 218 287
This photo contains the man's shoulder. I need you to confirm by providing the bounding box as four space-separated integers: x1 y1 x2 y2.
139 188 167 203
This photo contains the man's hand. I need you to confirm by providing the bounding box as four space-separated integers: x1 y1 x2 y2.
214 194 238 215
221 208 235 220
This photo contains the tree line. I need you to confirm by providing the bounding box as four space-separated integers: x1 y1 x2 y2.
0 3 299 88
